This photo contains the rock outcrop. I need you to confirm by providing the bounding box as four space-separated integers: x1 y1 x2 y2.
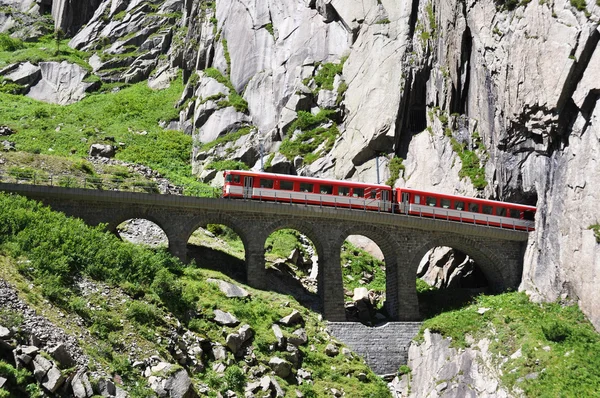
390 329 515 397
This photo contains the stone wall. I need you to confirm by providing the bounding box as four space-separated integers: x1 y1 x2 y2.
327 322 422 375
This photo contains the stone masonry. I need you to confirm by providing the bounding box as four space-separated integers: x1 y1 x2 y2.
327 322 423 375
0 183 529 322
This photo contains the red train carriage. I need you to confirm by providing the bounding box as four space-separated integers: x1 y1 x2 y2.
222 170 536 231
222 170 394 211
396 188 536 231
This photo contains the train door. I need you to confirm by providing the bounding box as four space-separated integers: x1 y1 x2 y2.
243 176 253 199
401 192 410 214
379 190 390 211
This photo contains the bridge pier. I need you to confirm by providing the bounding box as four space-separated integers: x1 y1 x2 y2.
246 246 267 290
169 240 188 264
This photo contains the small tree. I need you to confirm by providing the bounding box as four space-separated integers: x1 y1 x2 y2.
54 29 64 55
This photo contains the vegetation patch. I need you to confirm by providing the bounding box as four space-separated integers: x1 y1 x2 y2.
340 241 386 296
0 34 91 70
386 157 405 187
199 125 253 151
449 131 487 190
205 159 249 171
303 57 347 93
418 292 600 397
280 110 339 164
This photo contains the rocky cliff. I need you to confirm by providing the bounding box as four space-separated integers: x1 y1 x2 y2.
1 0 600 393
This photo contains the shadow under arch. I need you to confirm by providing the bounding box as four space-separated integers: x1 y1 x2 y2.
409 236 507 292
338 225 399 321
261 219 324 312
183 213 249 282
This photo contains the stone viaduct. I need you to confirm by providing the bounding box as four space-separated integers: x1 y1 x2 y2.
1 183 530 323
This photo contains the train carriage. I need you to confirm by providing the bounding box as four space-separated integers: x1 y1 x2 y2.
223 170 394 212
396 188 535 231
222 170 536 231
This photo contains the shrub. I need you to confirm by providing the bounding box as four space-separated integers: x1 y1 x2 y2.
588 224 600 243
223 365 246 393
386 157 405 186
0 34 25 51
398 365 411 375
126 301 160 326
542 320 571 343
206 159 249 171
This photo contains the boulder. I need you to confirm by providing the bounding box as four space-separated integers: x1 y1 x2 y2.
288 328 308 347
0 377 6 389
279 310 303 326
0 326 11 339
32 355 53 381
89 144 116 158
196 107 250 144
206 278 250 298
352 287 369 302
163 369 198 398
1 141 15 151
0 62 41 88
0 126 15 136
27 61 98 105
269 357 292 378
71 370 94 398
48 344 75 368
325 343 339 357
213 309 240 326
272 324 286 348
41 366 65 393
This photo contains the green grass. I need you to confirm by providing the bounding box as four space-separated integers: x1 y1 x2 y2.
0 77 214 196
418 292 600 396
0 34 91 70
303 57 347 93
0 193 391 397
205 159 249 171
341 241 386 295
280 110 339 163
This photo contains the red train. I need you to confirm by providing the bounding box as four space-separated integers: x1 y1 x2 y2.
222 170 536 231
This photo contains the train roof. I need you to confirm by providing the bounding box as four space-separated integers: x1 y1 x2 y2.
223 170 392 189
397 187 536 210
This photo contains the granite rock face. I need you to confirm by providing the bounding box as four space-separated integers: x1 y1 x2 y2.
390 329 514 397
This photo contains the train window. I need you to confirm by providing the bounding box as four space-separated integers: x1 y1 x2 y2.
509 209 521 218
414 195 421 204
353 188 364 197
482 205 493 215
468 202 480 213
280 180 294 190
370 191 377 199
260 179 274 189
497 207 507 217
454 201 465 211
426 196 437 207
320 185 333 194
300 182 313 192
338 186 350 196
441 198 451 208
225 174 241 183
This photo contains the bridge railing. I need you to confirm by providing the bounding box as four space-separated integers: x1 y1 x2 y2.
0 170 220 198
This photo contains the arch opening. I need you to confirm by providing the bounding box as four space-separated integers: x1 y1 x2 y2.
341 235 388 325
417 246 490 318
263 228 320 311
187 223 246 281
116 218 169 248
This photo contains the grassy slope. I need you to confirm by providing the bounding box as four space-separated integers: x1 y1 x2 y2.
418 292 600 396
0 193 391 397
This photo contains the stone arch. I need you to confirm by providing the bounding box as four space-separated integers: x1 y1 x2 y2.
262 219 326 262
105 211 169 236
182 213 250 253
409 235 507 292
338 225 400 321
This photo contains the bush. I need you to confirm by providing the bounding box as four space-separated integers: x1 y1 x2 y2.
126 301 160 326
206 159 249 171
386 157 405 186
223 365 246 393
0 34 25 51
542 320 571 343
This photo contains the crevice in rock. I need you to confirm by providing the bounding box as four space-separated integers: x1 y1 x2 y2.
395 67 430 158
408 0 421 38
555 28 600 149
450 27 472 115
